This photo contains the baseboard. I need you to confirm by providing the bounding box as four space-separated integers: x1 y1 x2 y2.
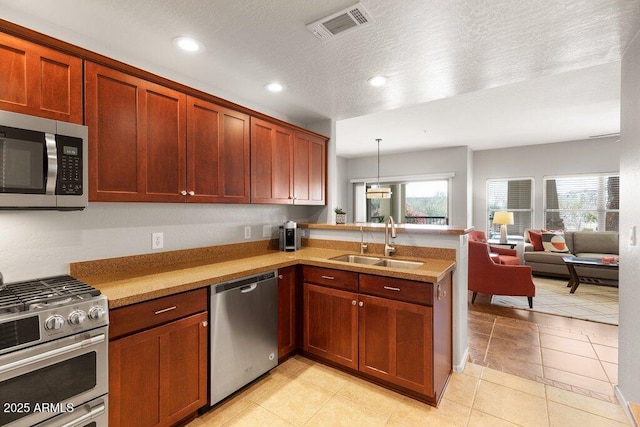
615 385 638 427
454 347 469 373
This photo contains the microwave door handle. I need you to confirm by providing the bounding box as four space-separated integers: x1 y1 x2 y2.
45 132 58 195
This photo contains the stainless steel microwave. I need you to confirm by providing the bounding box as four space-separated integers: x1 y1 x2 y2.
0 110 88 210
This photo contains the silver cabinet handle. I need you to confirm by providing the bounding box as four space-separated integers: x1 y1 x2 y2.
358 301 364 307
181 190 187 196
278 275 283 279
188 191 195 196
154 306 177 315
383 286 401 292
352 300 357 305
321 275 335 280
202 321 208 327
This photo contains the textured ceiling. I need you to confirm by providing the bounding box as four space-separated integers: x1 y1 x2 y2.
1 0 639 157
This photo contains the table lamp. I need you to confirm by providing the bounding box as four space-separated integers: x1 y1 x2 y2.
493 211 514 244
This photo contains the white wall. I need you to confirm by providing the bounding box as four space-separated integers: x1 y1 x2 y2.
472 137 620 232
0 203 317 282
618 28 640 406
346 146 472 227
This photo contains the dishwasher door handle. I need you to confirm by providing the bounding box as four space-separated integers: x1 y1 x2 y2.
240 283 258 293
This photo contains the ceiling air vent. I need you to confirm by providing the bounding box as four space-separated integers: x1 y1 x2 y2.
306 2 374 41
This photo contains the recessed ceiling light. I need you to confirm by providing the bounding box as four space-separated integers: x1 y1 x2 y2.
172 36 204 53
367 75 388 87
265 82 284 93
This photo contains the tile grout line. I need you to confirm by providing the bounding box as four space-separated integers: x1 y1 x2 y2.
482 318 497 363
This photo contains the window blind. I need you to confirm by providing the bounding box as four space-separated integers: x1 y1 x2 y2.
487 178 533 237
544 174 619 231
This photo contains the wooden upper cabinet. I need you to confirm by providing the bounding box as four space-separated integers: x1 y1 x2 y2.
85 61 186 202
294 131 326 205
0 31 82 123
186 96 250 203
250 117 294 204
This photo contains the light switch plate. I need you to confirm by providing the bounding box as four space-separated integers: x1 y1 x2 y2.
262 224 272 238
244 226 251 239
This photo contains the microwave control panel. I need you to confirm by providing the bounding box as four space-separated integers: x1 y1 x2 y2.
55 135 84 196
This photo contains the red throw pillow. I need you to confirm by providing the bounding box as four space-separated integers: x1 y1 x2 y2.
529 231 544 251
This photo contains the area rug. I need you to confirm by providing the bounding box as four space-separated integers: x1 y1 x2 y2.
491 276 619 325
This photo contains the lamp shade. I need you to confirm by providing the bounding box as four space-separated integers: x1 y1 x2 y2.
492 211 514 225
366 186 392 199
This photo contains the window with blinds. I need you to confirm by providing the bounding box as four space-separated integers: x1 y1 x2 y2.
544 174 619 231
486 178 533 237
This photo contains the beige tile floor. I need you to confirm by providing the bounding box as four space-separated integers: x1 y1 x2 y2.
186 355 630 427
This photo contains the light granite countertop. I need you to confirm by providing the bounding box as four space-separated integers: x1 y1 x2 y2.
78 246 456 309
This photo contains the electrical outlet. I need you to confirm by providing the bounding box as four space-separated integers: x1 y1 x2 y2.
244 226 251 239
152 232 164 250
262 224 272 238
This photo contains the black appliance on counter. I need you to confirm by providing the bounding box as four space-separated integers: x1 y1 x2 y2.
279 220 301 251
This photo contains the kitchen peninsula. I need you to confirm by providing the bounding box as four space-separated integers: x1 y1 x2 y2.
71 231 459 420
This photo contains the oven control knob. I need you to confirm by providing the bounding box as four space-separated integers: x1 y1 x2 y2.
45 314 65 331
88 306 106 321
68 310 87 326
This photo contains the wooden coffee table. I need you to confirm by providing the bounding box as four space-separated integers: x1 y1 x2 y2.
562 256 619 293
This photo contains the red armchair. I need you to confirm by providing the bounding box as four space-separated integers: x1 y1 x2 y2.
468 230 520 265
468 240 535 308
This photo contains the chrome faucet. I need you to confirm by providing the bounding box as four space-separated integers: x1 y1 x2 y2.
359 225 368 254
384 216 397 256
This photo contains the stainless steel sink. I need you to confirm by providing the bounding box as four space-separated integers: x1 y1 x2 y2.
376 259 423 269
330 254 383 265
330 254 423 269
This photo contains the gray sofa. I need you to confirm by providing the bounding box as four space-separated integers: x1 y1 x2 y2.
523 231 619 280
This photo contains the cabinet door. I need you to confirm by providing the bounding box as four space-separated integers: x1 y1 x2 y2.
278 266 299 359
0 32 82 123
303 283 358 370
293 131 326 205
161 312 208 425
85 62 186 202
250 117 294 204
186 96 250 203
358 294 433 396
109 312 208 427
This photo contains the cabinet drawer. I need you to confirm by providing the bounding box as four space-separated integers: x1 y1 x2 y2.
359 274 433 306
109 288 207 339
302 266 358 291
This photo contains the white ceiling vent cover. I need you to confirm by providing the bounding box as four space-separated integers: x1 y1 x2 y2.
306 3 374 41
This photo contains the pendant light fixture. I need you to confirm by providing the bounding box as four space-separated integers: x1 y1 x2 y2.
366 138 392 199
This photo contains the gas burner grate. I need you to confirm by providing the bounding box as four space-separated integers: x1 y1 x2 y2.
0 289 23 315
0 275 101 313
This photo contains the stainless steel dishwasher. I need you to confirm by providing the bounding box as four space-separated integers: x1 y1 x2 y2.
209 270 278 405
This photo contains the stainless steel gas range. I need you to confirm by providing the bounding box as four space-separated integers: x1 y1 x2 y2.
0 275 109 427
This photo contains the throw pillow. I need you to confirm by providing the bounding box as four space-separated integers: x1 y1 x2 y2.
529 231 544 251
541 231 570 253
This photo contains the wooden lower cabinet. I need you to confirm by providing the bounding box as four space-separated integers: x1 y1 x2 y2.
302 267 452 404
278 266 299 359
358 294 433 395
303 283 358 370
109 311 208 427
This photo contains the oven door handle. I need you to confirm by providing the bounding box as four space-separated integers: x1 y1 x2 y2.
0 334 105 375
58 402 106 427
